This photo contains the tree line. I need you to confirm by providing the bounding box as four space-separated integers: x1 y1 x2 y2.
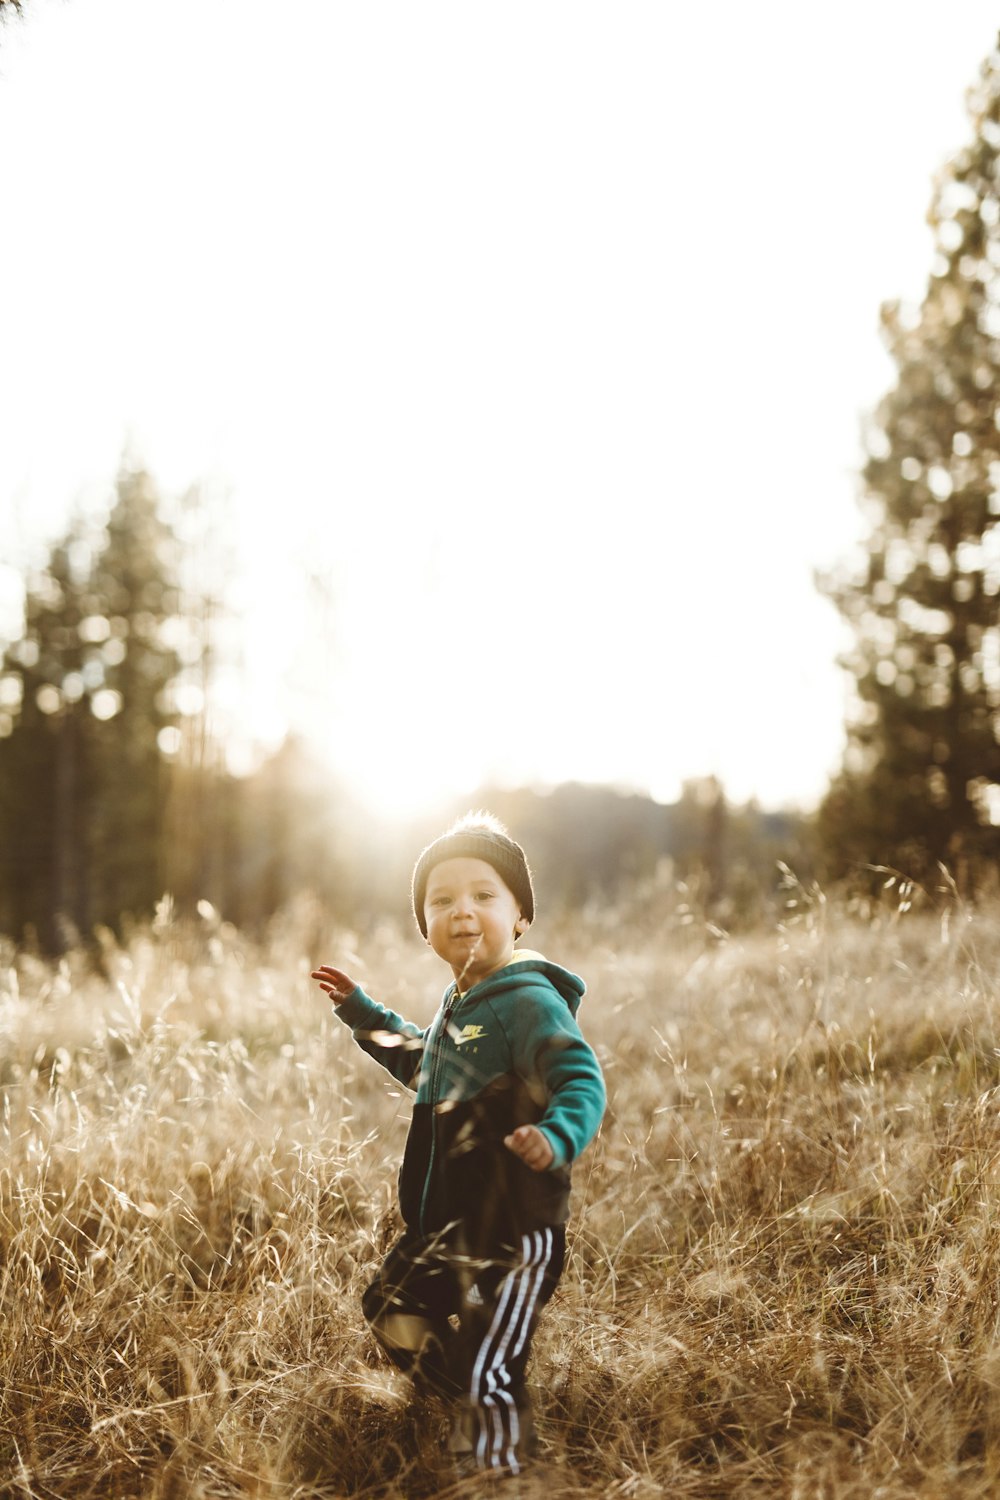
0 474 812 950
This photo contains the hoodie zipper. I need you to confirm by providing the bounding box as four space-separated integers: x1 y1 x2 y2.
419 990 459 1234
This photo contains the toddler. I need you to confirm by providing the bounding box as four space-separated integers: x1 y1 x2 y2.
312 813 605 1476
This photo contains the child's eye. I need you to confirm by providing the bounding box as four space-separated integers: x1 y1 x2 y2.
476 891 493 901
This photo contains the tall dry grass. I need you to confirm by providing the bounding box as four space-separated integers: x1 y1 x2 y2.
3 879 1000 1497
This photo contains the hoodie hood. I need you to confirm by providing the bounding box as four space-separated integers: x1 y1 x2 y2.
451 951 586 1017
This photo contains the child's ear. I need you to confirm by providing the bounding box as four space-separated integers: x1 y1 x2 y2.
514 915 529 935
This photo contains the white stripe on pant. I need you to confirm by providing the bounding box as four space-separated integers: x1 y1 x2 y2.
467 1228 554 1472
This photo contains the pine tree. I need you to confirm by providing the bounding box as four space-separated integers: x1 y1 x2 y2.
88 469 187 924
0 527 92 945
0 469 184 946
820 39 1000 884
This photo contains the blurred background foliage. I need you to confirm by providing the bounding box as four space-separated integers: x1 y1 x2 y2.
0 466 813 949
6 39 1000 949
0 461 814 946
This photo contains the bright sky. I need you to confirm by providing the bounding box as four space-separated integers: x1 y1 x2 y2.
2 2 998 818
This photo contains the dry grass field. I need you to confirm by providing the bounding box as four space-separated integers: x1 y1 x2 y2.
4 876 1000 1498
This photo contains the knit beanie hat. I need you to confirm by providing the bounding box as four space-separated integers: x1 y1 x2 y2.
411 813 535 937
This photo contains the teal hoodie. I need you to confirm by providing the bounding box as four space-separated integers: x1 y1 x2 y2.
335 952 606 1246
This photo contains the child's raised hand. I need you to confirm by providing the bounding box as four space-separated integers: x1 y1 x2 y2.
310 965 358 1005
504 1124 554 1172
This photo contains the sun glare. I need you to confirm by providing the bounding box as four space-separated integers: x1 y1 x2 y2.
4 2 997 822
305 712 477 823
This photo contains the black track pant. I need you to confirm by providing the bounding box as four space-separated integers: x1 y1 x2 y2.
362 1225 565 1473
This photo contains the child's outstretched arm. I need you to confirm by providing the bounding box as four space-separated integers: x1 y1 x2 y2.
311 963 427 1089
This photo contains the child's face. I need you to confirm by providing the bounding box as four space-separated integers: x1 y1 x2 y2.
423 856 526 990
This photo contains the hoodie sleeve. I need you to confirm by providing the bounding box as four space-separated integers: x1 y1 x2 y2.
505 987 606 1170
333 984 427 1090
